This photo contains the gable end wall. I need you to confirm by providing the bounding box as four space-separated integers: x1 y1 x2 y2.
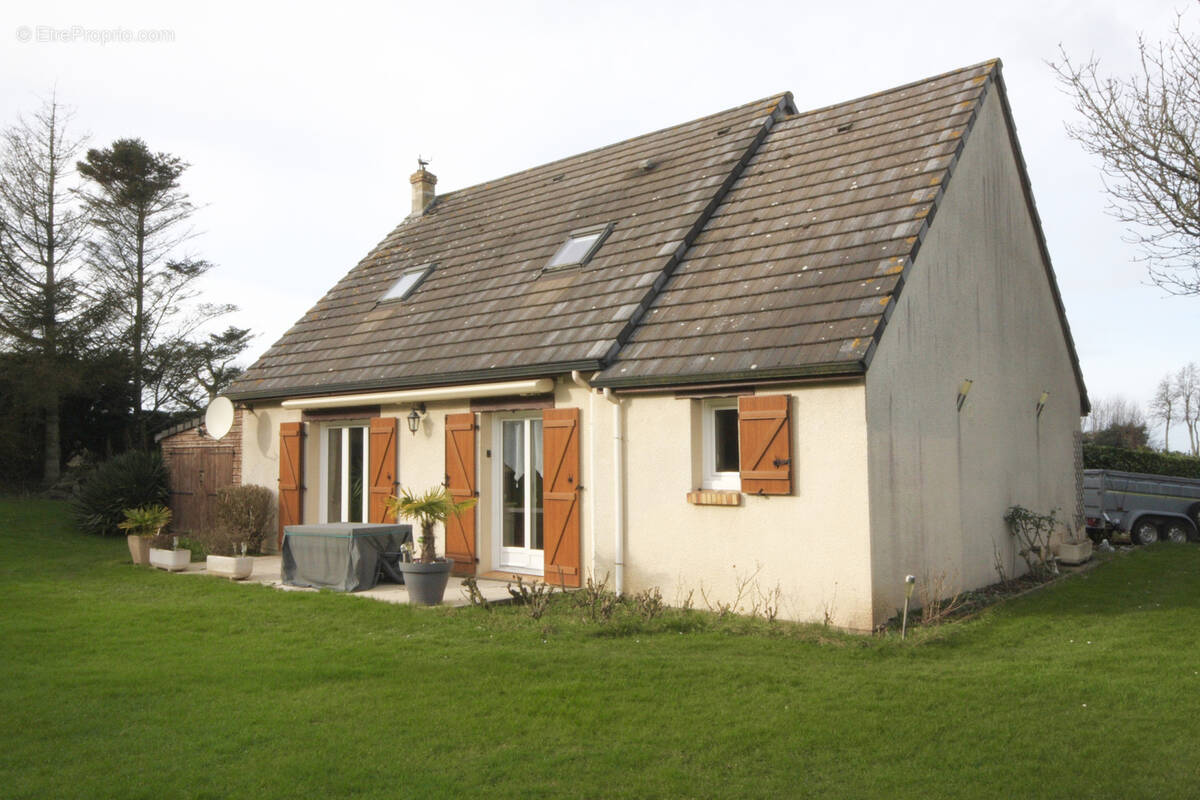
864 85 1083 624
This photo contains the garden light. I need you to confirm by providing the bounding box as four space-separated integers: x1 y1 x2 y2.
902 574 916 639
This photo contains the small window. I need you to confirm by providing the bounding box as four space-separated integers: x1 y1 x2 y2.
702 399 740 491
546 224 611 270
381 265 432 302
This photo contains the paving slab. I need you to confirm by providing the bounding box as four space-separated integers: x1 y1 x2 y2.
166 555 516 607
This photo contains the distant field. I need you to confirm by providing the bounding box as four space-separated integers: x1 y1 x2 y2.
2 498 1199 799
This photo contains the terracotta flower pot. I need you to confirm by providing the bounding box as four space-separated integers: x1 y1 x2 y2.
127 535 150 565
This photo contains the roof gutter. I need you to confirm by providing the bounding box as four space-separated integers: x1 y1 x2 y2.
227 359 601 404
592 360 866 391
278 378 555 410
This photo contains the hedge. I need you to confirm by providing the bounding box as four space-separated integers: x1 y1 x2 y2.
1082 444 1200 479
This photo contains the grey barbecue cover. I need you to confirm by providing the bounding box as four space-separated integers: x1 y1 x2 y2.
282 524 412 591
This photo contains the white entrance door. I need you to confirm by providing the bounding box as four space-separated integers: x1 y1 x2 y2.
494 415 544 572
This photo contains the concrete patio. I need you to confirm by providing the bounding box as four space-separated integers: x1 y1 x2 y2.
172 555 518 607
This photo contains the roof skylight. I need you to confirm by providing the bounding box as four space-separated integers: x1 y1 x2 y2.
546 224 611 270
381 264 432 302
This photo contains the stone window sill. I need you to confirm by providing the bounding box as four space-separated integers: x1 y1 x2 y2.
686 490 742 507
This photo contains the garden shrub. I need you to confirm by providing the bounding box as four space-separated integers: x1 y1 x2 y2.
70 451 169 537
209 485 275 555
1003 505 1061 578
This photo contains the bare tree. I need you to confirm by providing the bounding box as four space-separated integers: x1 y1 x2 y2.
1052 17 1200 293
1084 395 1145 433
1176 363 1200 456
1083 395 1149 449
0 94 100 484
1150 376 1176 451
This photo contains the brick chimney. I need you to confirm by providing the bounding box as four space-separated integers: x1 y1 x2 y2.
409 162 436 215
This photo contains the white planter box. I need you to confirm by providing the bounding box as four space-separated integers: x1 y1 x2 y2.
206 555 253 580
1055 539 1093 566
149 547 191 572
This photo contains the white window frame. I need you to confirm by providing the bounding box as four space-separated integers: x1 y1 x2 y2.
380 264 433 302
318 421 370 523
544 223 612 270
702 399 741 491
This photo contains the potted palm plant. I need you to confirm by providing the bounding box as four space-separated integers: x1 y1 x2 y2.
119 504 168 565
386 486 476 606
119 505 188 570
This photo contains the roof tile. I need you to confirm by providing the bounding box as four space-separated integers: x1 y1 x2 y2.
230 61 1027 398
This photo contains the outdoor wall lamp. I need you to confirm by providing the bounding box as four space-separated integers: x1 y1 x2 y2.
956 378 974 412
406 403 426 435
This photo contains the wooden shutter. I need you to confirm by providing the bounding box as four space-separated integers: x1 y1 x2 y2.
738 395 792 495
278 422 305 547
542 407 581 588
444 413 477 576
368 417 399 523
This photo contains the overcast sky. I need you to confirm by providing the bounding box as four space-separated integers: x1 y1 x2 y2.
3 0 1193 443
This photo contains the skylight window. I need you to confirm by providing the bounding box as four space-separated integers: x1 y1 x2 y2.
381 265 432 302
546 224 611 270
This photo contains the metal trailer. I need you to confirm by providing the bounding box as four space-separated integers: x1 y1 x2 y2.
1082 469 1200 545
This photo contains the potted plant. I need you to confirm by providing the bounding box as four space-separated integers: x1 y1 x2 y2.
123 505 189 572
118 504 171 566
200 486 276 580
205 536 254 580
386 486 476 606
1055 521 1093 566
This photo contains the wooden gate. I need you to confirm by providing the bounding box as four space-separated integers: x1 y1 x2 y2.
167 448 236 535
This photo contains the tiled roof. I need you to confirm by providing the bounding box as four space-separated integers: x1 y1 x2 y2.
230 60 1085 405
595 62 994 386
229 93 793 400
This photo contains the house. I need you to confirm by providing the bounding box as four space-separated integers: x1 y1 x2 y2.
226 60 1088 630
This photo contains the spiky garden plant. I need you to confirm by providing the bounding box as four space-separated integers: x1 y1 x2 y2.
116 504 172 538
385 486 476 563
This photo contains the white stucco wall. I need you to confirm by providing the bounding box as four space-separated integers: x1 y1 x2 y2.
864 85 1084 625
235 382 597 571
237 378 876 628
606 382 875 630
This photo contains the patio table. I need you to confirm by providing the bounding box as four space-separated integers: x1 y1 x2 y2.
282 523 412 591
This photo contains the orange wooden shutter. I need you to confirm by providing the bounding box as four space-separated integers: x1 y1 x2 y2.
368 417 398 523
278 421 305 547
444 413 477 576
738 395 792 495
542 407 582 588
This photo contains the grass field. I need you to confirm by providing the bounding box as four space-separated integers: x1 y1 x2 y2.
3 499 1200 798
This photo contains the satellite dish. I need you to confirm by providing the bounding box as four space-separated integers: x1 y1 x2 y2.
205 396 235 440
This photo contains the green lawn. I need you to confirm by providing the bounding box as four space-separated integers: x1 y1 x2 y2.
2 499 1200 799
